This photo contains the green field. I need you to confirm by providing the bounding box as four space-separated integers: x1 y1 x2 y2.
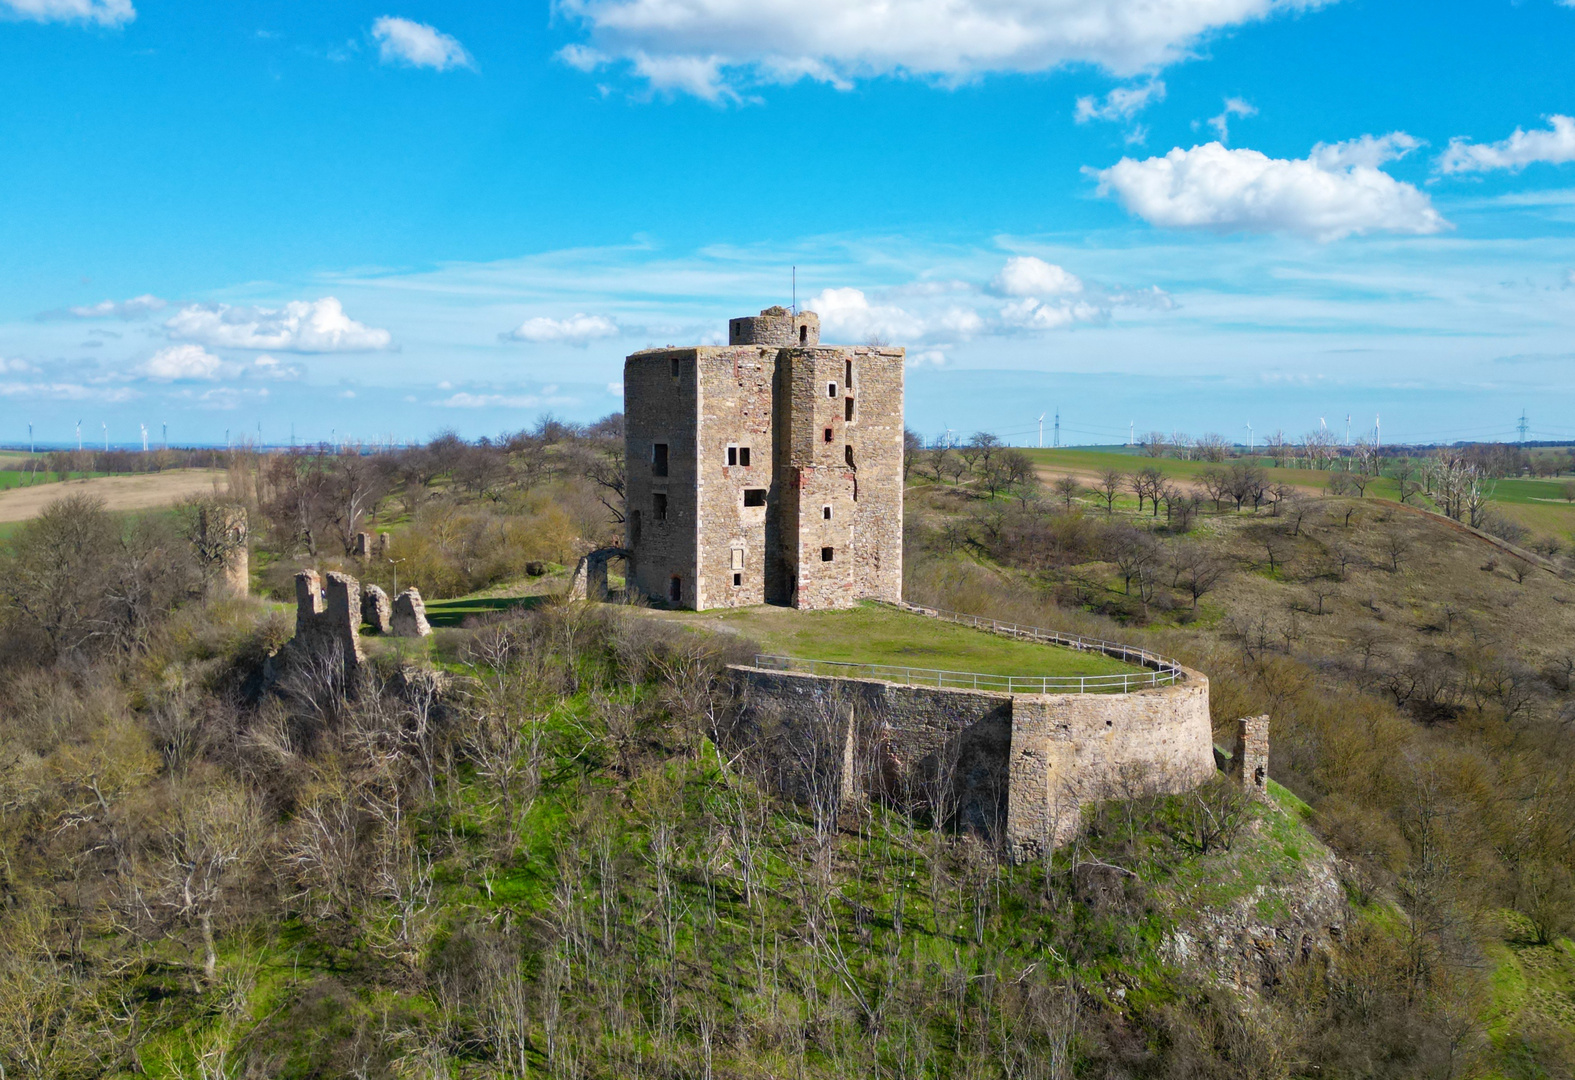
422 594 550 628
659 601 1145 677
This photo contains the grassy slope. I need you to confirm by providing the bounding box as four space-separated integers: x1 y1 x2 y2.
654 602 1144 678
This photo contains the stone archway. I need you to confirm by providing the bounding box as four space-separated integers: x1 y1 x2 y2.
568 547 632 602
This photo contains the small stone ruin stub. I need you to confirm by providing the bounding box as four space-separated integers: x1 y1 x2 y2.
1232 715 1270 798
362 584 393 634
391 588 432 637
198 505 249 598
568 547 630 602
354 532 373 558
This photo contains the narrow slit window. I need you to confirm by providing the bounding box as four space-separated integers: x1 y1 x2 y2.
669 576 682 603
726 445 738 467
823 428 833 443
670 357 681 378
845 444 855 468
799 324 807 344
743 488 766 507
845 359 853 387
738 446 750 467
845 397 855 422
733 572 742 587
822 505 832 520
653 493 668 521
652 442 668 477
821 547 834 562
827 382 837 398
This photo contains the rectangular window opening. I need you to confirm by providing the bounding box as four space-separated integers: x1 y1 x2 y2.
799 324 807 344
827 382 837 398
652 442 668 477
823 428 833 443
821 547 835 562
844 397 855 422
669 576 682 603
653 493 668 521
845 359 853 386
739 446 750 466
822 505 832 520
733 572 742 587
726 445 737 467
743 488 766 507
670 357 681 378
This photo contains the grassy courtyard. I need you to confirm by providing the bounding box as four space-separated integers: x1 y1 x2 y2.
656 601 1147 678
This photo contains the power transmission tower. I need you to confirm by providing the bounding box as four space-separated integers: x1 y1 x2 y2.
1518 410 1530 445
1054 409 1060 448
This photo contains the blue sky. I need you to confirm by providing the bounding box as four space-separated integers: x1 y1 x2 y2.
2 0 1574 448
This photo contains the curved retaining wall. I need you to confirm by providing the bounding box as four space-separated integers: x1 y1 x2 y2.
727 662 1214 860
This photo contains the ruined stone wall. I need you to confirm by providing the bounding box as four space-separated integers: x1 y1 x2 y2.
198 505 249 598
624 348 699 606
728 663 1214 858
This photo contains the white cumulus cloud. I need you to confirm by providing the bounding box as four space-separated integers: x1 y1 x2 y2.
371 16 475 71
1439 115 1575 174
991 256 1083 297
65 294 167 319
810 288 927 343
0 0 133 26
558 0 1332 98
1092 135 1446 241
504 313 619 345
1075 80 1165 124
140 344 223 381
164 297 393 353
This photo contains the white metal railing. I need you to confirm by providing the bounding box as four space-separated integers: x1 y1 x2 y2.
887 601 1183 678
749 654 1180 694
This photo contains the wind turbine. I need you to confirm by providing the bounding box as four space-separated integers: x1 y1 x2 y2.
102 422 108 452
140 423 147 452
1245 423 1253 452
76 420 82 451
1037 413 1046 448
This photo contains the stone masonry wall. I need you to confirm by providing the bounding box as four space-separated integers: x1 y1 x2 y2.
624 348 699 606
728 663 1214 859
198 505 249 598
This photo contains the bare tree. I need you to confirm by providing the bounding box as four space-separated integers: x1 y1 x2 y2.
1170 544 1227 611
1095 468 1124 515
1053 474 1080 510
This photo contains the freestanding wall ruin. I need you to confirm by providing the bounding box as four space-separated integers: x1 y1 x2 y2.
728 661 1218 859
623 306 904 611
197 505 249 598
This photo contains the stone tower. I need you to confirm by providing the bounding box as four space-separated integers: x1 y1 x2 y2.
198 504 249 598
623 306 904 611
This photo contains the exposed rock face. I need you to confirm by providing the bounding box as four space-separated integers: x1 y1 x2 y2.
363 584 393 634
1162 812 1348 996
391 588 431 637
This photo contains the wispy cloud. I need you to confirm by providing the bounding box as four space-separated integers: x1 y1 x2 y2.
371 16 475 71
0 0 133 27
1439 115 1575 174
164 297 393 353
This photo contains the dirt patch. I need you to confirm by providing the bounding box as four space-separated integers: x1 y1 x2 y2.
0 469 228 523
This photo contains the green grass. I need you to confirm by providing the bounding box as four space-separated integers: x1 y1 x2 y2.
421 594 553 628
659 601 1145 677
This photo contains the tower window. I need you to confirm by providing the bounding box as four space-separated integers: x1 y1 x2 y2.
669 576 682 603
821 547 835 562
739 446 750 466
670 357 681 378
652 442 668 476
799 324 807 344
845 359 853 386
823 428 833 442
726 445 737 466
822 505 832 520
845 445 855 468
827 382 837 398
845 397 854 422
743 488 766 507
733 573 742 587
653 493 668 521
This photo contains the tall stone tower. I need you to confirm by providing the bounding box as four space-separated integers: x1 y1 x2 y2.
198 504 249 598
623 306 904 611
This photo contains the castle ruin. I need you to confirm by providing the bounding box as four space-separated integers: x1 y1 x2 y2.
623 306 904 610
197 505 249 598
